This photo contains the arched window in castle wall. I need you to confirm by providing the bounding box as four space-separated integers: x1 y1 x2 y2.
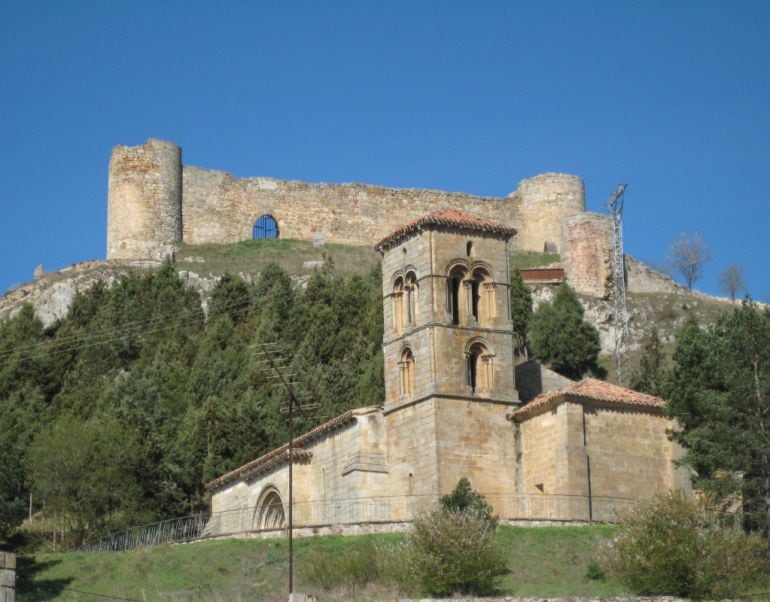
405 271 418 325
253 214 279 239
393 276 405 334
400 347 416 396
466 342 493 394
254 487 285 530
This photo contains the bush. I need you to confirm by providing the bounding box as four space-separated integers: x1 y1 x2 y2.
439 476 497 528
599 492 768 599
410 507 508 596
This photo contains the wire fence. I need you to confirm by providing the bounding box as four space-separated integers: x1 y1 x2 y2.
80 492 639 553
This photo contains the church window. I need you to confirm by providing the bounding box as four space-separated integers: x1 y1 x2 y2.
466 342 493 393
466 241 473 256
393 277 405 334
405 271 418 325
253 214 279 239
472 267 495 325
254 487 285 530
400 347 416 395
447 266 468 325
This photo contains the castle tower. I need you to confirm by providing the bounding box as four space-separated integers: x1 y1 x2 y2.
375 211 520 509
512 173 584 253
561 212 614 298
107 139 183 261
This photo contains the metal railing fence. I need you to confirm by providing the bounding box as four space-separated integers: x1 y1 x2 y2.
80 492 639 553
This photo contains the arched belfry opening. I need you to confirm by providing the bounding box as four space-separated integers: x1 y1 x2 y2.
254 487 285 530
253 214 279 239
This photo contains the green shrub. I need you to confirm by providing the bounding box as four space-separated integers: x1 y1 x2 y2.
439 476 498 528
599 492 768 599
409 508 508 597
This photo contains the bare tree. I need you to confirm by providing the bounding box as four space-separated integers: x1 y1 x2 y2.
718 264 745 301
667 233 713 291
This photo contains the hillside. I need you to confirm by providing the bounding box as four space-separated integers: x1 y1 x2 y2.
17 525 622 601
2 238 732 354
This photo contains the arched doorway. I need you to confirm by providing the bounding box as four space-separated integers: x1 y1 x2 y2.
253 214 279 239
254 487 285 530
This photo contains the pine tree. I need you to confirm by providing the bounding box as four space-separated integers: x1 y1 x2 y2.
629 327 665 396
530 285 602 379
665 303 770 538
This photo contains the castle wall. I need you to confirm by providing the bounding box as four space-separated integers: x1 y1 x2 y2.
561 212 614 298
106 140 592 262
107 139 182 260
182 166 522 249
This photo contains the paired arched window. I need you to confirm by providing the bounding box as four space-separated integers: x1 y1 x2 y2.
253 214 279 239
400 347 416 396
254 487 285 530
467 341 493 393
447 264 496 326
392 271 418 334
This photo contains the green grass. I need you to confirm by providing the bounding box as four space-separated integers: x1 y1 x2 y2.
17 525 624 601
509 251 561 270
175 239 379 279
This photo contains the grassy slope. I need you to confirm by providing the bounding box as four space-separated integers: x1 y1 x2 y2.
176 239 380 279
18 526 621 601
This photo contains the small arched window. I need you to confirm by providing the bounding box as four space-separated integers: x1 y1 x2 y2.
405 271 418 325
253 214 279 239
467 342 493 393
400 347 416 395
392 276 405 334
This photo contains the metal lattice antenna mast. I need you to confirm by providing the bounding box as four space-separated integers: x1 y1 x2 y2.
605 183 629 384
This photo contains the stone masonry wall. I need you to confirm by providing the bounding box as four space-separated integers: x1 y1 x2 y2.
107 140 182 260
0 552 14 602
182 166 520 248
515 173 585 253
561 212 614 298
107 139 589 259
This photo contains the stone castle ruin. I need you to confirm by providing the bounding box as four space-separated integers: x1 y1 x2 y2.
107 138 618 298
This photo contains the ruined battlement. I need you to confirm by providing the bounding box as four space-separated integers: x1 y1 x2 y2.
106 139 611 296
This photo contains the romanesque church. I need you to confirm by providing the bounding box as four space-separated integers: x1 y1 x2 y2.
205 210 690 536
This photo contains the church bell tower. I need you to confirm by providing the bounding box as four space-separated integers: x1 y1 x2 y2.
375 211 520 502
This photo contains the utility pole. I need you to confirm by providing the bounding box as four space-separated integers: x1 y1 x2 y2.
605 183 629 384
256 345 318 599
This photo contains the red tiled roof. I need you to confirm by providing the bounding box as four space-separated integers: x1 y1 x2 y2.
520 268 565 283
206 410 359 490
512 378 666 421
374 210 517 252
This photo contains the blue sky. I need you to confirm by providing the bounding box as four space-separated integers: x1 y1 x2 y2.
1 1 769 300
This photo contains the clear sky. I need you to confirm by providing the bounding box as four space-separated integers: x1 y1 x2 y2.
1 1 769 300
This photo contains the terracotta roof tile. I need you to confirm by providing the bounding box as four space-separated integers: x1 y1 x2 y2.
512 378 666 421
374 210 517 252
